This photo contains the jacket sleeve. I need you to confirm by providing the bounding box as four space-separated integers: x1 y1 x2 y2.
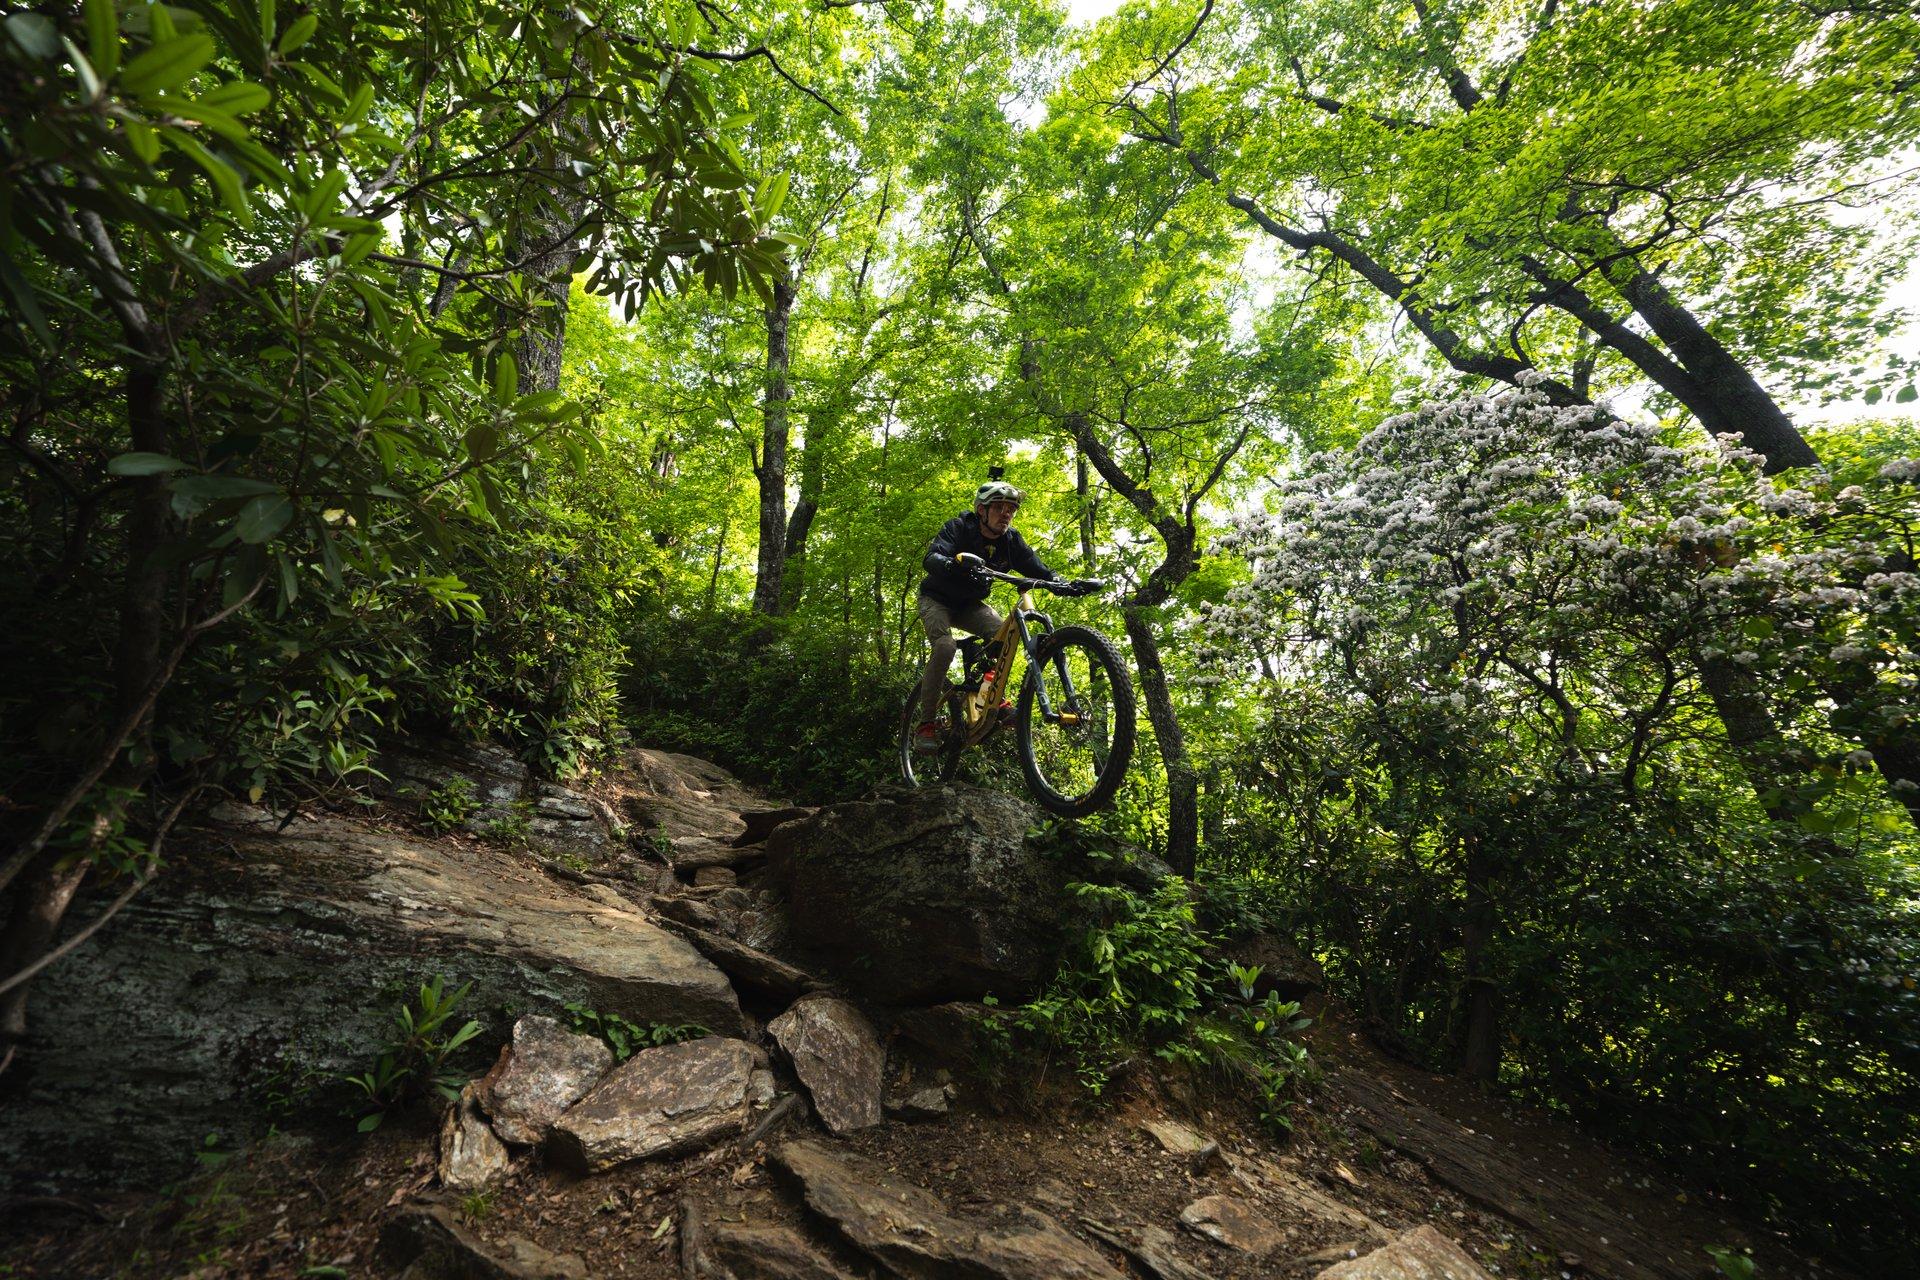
1009 531 1057 581
923 516 968 576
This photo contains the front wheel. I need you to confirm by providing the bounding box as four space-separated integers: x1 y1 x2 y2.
1015 625 1136 817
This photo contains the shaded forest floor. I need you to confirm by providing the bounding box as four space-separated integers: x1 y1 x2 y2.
0 748 1856 1280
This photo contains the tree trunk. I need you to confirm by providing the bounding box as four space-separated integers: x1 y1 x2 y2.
1123 607 1199 879
1458 835 1501 1084
752 274 796 615
1076 450 1097 568
1603 265 1819 472
0 856 92 1072
778 408 826 616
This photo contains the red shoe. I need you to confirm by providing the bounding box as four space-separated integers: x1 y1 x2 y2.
912 720 943 754
996 700 1014 729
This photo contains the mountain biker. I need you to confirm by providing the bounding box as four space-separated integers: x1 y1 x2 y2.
913 479 1060 752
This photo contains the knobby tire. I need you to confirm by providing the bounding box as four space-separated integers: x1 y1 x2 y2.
1015 624 1136 817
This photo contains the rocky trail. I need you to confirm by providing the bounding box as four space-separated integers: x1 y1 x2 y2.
0 746 1849 1280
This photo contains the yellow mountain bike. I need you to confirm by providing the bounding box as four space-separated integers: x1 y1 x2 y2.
899 553 1137 818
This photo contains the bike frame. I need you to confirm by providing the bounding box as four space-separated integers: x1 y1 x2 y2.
950 573 1088 749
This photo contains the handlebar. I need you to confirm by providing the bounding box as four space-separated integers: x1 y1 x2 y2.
955 552 1106 597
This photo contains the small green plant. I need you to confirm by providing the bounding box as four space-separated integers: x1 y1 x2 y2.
479 800 534 846
562 1002 705 1061
1707 1247 1757 1280
459 1188 497 1222
341 976 483 1131
419 777 479 834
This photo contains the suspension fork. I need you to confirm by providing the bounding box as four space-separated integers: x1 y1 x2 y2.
1015 611 1080 724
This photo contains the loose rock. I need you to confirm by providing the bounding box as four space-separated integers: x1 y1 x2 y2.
661 917 822 1000
1315 1225 1495 1280
885 1083 954 1122
476 1015 614 1147
706 1221 860 1280
768 996 885 1135
547 1037 767 1172
1178 1195 1292 1256
773 1139 1124 1280
380 1200 588 1280
437 1083 509 1192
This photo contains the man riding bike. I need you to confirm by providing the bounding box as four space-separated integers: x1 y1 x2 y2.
913 478 1059 751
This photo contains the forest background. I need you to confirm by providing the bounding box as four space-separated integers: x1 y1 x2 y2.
1 0 1917 1271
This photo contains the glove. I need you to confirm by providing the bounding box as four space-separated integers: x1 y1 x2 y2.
965 561 996 588
1061 578 1104 597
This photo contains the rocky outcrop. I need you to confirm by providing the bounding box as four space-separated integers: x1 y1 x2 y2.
1 805 741 1190
687 1213 859 1280
381 741 619 864
476 1015 614 1146
773 1140 1124 1280
1315 1225 1494 1280
768 996 885 1135
546 1036 771 1173
768 786 1070 1003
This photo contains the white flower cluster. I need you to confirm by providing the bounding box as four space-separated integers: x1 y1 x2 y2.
1197 381 1920 785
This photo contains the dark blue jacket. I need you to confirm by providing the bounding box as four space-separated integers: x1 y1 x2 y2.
918 511 1057 607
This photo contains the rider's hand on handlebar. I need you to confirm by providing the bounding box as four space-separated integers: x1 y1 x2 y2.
1060 577 1104 597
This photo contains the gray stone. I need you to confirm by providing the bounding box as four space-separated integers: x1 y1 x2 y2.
438 1084 509 1192
768 997 885 1135
1178 1196 1291 1256
669 835 763 871
0 808 742 1190
380 1200 588 1279
733 806 817 847
774 1140 1124 1280
476 1015 614 1146
705 1221 859 1280
1314 1226 1494 1280
1222 931 1325 1002
1081 1222 1215 1280
885 1083 953 1122
1141 1118 1210 1155
768 786 1070 1003
547 1036 766 1172
891 1002 1013 1069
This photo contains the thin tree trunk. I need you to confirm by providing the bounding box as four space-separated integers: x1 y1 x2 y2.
778 408 825 616
1458 835 1501 1084
752 275 796 615
1076 450 1097 568
1123 607 1199 879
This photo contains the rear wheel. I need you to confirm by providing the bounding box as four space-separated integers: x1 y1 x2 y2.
899 682 964 786
1015 625 1136 817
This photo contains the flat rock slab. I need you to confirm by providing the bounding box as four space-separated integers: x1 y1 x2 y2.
885 1083 954 1122
1082 1221 1215 1280
774 1139 1124 1280
0 807 742 1188
1179 1195 1291 1256
663 918 822 1000
381 1201 588 1279
477 1015 613 1146
704 1221 859 1280
768 997 884 1135
438 1083 509 1193
1142 1118 1211 1155
1315 1226 1494 1280
548 1037 767 1173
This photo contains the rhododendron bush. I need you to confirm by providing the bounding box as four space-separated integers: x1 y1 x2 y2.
1200 380 1920 1255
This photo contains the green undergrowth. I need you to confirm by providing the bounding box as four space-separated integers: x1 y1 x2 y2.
993 870 1316 1133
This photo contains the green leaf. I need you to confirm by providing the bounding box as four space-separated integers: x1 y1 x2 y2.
121 32 215 96
166 131 251 223
1896 384 1917 404
84 0 119 78
0 246 54 349
5 13 60 60
258 0 276 44
755 170 790 223
121 119 161 164
276 12 316 54
150 95 249 143
109 452 190 476
235 492 293 543
493 354 517 403
356 1111 384 1132
200 80 271 115
63 38 105 101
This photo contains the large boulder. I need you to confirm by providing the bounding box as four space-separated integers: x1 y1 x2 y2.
476 1015 614 1146
767 785 1070 1003
0 806 743 1191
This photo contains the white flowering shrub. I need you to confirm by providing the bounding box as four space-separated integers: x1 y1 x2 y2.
1200 381 1920 1259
